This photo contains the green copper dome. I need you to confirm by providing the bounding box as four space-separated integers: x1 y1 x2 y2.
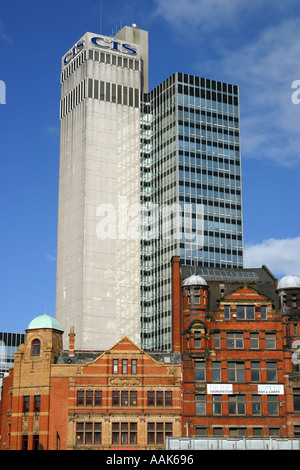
27 314 63 331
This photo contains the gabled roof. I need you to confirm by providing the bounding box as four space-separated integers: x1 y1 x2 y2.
220 285 270 303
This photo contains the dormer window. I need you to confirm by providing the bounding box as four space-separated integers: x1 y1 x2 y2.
31 339 41 356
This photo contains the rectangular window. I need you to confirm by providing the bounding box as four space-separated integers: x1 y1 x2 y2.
165 391 172 406
251 362 260 382
267 395 279 415
123 86 127 105
194 331 201 348
112 423 119 444
117 84 122 104
76 422 102 446
112 423 137 445
212 362 221 382
100 81 105 100
106 82 110 101
129 87 133 106
147 423 172 445
261 306 267 319
265 334 276 349
250 333 259 349
147 391 172 406
224 305 230 319
156 391 163 406
195 362 206 381
95 391 102 406
130 391 137 406
228 395 245 415
113 359 118 374
121 423 128 444
229 427 246 437
148 391 155 406
122 359 128 374
195 395 206 415
33 435 39 451
269 428 280 437
236 305 254 320
135 88 139 108
113 391 120 406
196 427 207 437
227 333 243 349
88 78 93 98
77 391 84 406
34 395 41 412
23 396 30 413
121 391 128 406
111 83 116 103
94 79 99 99
22 435 28 451
228 362 245 382
212 395 222 415
86 390 93 406
132 359 137 374
94 423 101 444
266 362 277 382
252 395 261 415
294 426 300 438
293 388 300 412
130 423 137 444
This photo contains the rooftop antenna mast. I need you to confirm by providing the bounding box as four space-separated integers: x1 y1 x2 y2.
100 0 103 34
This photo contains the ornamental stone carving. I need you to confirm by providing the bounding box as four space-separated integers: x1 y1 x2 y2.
109 377 141 386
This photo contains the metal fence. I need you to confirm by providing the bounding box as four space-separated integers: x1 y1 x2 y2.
166 437 300 450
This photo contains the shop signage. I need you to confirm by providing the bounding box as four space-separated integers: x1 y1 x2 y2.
207 384 233 394
258 384 284 395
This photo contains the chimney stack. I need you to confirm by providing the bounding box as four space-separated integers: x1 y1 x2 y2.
69 326 76 356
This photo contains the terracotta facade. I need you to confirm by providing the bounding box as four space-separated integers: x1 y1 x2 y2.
0 332 181 450
1 259 300 449
171 257 300 439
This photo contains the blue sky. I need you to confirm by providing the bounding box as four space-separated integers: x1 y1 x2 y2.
1 0 300 333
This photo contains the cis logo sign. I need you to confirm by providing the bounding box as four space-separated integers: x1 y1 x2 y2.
63 36 137 66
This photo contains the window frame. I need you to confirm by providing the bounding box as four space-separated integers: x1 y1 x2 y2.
147 422 172 445
31 339 41 356
236 305 255 320
76 422 102 446
228 362 245 382
112 422 137 445
228 395 246 415
266 362 277 382
293 388 300 412
195 361 206 382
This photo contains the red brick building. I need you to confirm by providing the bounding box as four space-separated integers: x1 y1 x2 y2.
0 317 182 450
1 260 300 450
171 257 300 439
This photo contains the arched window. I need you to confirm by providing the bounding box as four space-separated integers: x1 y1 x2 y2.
31 339 41 356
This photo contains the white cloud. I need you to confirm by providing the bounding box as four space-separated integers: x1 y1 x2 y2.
153 0 270 32
44 125 59 135
154 1 300 168
0 22 13 45
218 18 300 168
244 237 300 278
46 253 56 262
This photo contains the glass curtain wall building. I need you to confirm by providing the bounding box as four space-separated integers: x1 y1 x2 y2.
0 332 26 396
141 72 243 351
